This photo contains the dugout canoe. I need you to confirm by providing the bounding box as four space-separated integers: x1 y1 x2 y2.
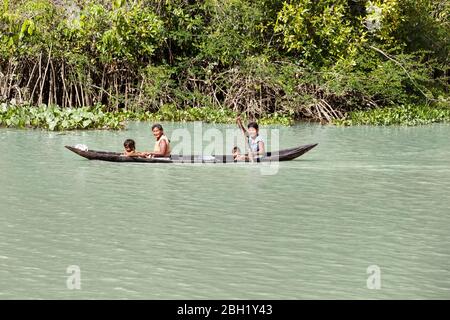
65 143 318 163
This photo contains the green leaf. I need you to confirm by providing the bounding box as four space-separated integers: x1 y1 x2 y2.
82 119 92 128
48 121 57 131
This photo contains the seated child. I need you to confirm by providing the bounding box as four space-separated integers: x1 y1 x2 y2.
123 139 146 157
232 146 247 161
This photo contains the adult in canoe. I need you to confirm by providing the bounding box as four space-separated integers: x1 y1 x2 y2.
142 124 171 158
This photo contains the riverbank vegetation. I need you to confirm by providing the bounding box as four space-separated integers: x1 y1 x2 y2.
0 102 292 130
334 103 450 126
0 0 449 129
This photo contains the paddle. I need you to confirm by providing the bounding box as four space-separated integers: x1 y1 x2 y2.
236 115 254 163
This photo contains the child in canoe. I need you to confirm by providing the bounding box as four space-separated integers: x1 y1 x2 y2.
236 116 265 159
232 146 246 161
142 124 171 158
122 139 146 157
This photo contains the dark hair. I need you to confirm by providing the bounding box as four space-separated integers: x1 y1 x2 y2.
232 146 241 153
123 139 135 150
247 122 259 130
151 124 163 131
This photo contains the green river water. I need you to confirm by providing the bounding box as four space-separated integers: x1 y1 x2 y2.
0 122 449 299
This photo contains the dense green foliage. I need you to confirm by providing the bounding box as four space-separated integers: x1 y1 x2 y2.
0 103 126 130
0 0 449 128
334 104 450 126
0 102 292 130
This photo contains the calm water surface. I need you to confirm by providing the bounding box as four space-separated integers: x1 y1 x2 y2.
0 122 449 299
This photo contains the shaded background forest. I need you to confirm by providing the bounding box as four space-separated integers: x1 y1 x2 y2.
1 0 449 122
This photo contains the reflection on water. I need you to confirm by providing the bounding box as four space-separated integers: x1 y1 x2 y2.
0 122 449 299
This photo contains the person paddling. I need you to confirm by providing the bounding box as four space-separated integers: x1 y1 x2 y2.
143 124 171 158
236 116 265 159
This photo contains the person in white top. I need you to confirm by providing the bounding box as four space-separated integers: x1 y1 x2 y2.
236 116 265 159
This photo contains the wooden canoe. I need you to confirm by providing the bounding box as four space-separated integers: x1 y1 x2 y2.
65 143 318 163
